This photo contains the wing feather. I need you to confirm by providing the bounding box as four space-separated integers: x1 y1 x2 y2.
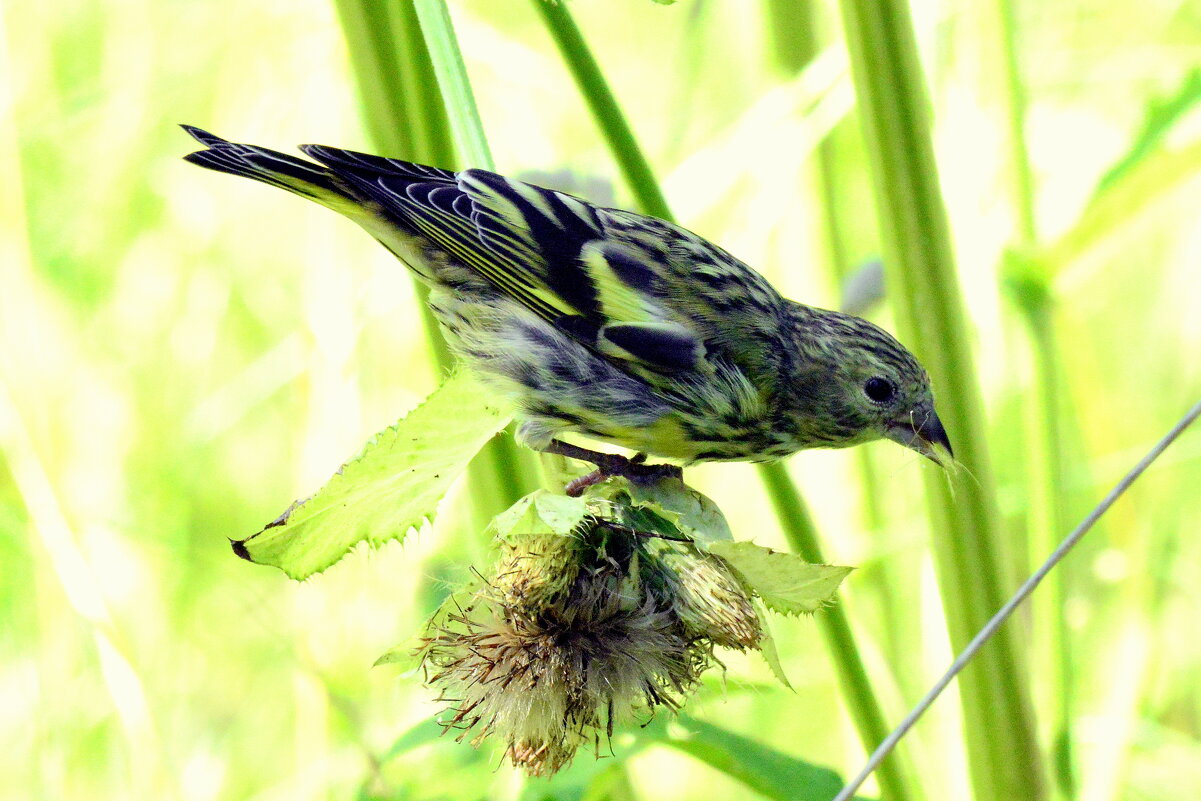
287 142 774 378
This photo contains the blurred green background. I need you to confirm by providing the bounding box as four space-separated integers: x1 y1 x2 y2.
2 0 1200 799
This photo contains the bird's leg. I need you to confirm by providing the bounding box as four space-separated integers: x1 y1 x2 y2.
542 440 683 497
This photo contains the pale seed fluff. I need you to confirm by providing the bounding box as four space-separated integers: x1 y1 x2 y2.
419 518 761 776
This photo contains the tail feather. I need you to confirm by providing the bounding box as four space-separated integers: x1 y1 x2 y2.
183 126 448 280
181 125 346 205
299 143 458 185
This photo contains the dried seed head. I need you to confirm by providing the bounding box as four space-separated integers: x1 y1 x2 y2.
420 521 716 776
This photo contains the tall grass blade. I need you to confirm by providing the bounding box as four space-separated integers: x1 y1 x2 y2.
836 0 1048 798
331 0 454 369
992 0 1075 792
530 0 671 220
334 0 534 515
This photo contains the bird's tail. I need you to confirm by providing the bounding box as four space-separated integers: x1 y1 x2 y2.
181 125 366 220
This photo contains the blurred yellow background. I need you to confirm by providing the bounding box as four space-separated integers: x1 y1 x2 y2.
1 1 1199 799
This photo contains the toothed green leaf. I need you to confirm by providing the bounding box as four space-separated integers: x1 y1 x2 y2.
755 608 792 690
233 371 510 579
488 490 592 542
621 477 734 546
706 541 851 615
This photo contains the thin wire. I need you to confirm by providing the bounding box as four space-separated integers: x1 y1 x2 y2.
832 397 1201 801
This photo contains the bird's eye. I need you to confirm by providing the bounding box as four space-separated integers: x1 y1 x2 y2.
864 377 895 404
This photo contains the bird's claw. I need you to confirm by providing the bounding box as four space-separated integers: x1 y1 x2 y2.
564 453 683 497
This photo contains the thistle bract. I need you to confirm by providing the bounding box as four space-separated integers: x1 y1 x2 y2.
645 537 762 649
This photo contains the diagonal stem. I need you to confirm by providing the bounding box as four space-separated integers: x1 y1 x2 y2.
833 397 1201 801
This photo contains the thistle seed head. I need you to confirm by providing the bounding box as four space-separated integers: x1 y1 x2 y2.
420 515 761 776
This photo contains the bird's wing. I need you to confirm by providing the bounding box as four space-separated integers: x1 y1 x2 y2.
595 209 795 380
302 146 717 373
300 146 574 323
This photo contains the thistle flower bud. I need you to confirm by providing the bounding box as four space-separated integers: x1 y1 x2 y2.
645 539 762 650
490 531 583 614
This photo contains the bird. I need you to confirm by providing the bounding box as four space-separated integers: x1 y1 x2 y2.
182 126 953 488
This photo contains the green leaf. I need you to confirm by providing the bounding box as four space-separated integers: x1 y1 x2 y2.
378 718 447 764
755 607 793 690
377 577 485 670
621 477 734 546
233 371 510 579
518 754 644 801
657 715 870 801
372 642 422 670
488 489 592 542
1039 139 1201 277
706 541 851 615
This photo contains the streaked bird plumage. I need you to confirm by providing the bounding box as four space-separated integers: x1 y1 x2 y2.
183 126 952 469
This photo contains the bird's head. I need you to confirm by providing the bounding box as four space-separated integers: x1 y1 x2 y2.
784 308 954 467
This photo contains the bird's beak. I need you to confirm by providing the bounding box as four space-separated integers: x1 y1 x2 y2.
885 404 954 467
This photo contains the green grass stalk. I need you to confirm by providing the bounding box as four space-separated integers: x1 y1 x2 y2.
836 0 1048 798
530 0 672 221
759 462 916 801
532 3 915 798
332 0 532 515
1007 273 1076 797
765 0 926 700
994 0 1074 788
331 0 453 369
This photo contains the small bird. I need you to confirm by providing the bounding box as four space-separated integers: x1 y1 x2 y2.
183 127 953 485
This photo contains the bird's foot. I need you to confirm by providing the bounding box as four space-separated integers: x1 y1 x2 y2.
545 441 682 497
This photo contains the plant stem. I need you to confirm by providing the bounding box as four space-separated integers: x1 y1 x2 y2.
530 0 671 221
531 3 915 798
759 462 914 801
1006 267 1079 799
412 0 493 170
331 0 454 369
836 0 1048 798
993 0 1075 790
770 0 928 740
996 0 1037 249
332 0 532 516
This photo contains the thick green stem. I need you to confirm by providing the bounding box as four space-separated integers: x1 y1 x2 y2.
1009 274 1076 798
331 0 453 369
996 0 1037 248
333 0 533 518
759 462 914 801
412 0 493 170
769 0 927 726
530 0 672 221
532 3 915 798
837 0 1047 798
995 0 1074 792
